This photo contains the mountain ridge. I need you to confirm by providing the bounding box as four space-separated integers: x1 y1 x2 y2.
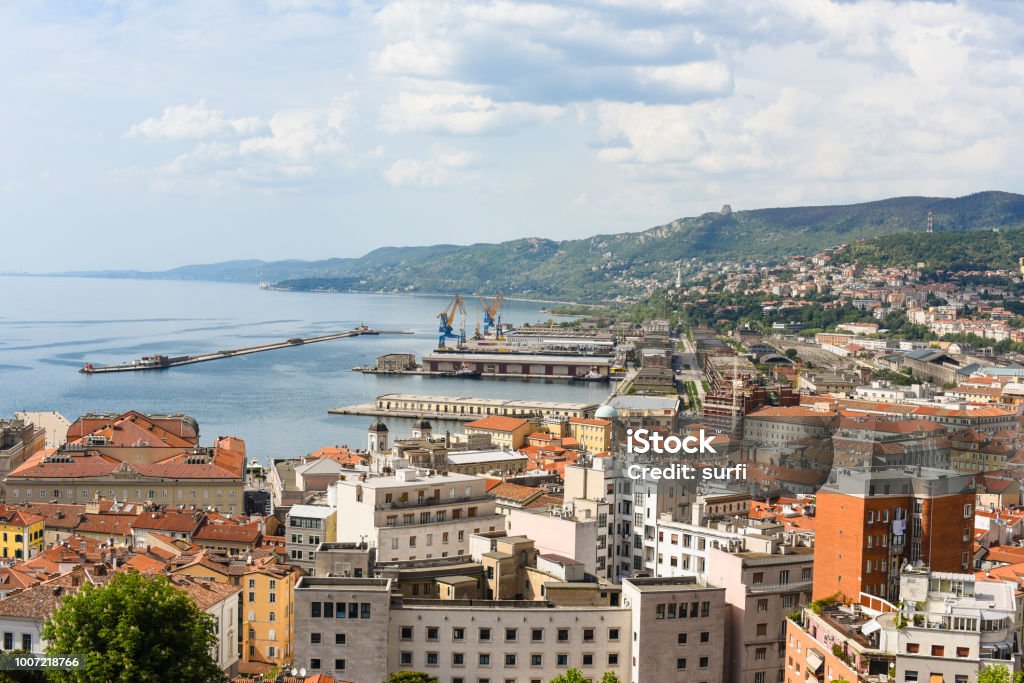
43 191 1024 302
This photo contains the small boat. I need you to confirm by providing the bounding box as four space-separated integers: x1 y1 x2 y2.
453 362 481 379
574 365 609 383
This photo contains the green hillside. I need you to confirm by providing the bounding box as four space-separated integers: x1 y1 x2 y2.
55 191 1024 302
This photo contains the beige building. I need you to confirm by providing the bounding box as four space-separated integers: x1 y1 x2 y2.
568 417 613 453
464 416 537 450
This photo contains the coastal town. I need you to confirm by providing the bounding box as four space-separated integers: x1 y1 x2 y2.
4 245 1024 683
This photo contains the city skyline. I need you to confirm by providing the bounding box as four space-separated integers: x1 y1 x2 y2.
3 0 1024 272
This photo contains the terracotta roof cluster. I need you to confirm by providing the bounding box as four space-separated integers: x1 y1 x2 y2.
8 411 245 482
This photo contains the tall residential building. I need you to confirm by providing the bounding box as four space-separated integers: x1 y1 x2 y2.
813 467 975 602
328 469 504 562
0 418 46 500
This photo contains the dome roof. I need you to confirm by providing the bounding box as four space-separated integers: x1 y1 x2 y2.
414 417 432 430
594 404 619 420
368 419 389 433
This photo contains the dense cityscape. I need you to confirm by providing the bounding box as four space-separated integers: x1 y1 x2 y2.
4 238 1024 683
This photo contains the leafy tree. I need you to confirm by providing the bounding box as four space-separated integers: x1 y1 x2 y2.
784 348 799 360
600 673 622 683
550 670 588 683
384 673 441 683
41 573 225 683
978 664 1024 683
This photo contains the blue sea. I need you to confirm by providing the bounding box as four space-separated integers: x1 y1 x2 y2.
0 277 611 463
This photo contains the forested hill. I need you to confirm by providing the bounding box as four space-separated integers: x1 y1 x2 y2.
54 191 1024 301
834 225 1024 272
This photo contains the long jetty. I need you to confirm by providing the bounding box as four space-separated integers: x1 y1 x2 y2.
79 327 411 374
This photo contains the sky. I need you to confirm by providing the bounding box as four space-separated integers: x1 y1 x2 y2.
2 0 1024 272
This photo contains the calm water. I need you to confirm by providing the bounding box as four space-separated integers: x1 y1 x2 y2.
0 277 612 463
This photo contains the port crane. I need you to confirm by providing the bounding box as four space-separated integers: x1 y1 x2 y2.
481 292 505 338
437 295 467 348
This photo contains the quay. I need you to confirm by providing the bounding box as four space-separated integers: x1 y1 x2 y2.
328 393 601 421
80 326 407 374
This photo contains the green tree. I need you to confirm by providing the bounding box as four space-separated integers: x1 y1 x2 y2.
978 664 1024 683
550 670 588 683
41 573 224 683
600 673 622 683
383 673 441 683
784 348 799 360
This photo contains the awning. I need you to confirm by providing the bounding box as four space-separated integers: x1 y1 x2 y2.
981 610 1008 620
861 620 882 636
805 650 825 674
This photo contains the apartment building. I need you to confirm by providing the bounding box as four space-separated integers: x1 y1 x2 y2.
286 505 337 573
0 505 44 560
173 552 301 667
707 542 815 683
328 469 504 563
293 575 726 683
813 467 975 602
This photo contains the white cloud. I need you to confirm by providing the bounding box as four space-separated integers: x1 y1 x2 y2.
381 91 563 135
383 149 475 187
126 101 265 140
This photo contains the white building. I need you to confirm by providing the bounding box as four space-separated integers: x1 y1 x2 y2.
328 469 505 562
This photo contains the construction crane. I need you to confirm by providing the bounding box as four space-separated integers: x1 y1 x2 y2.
481 292 505 338
437 295 467 348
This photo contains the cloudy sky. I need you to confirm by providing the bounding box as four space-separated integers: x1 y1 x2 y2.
2 0 1023 272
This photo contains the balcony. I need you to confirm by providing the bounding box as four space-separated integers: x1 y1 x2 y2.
747 578 812 594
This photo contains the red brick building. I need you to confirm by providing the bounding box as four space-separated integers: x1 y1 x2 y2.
812 467 975 602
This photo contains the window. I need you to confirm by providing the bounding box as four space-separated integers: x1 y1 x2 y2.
756 623 767 637
426 652 438 666
931 645 944 657
755 647 767 661
779 570 789 584
505 628 517 642
904 672 918 682
335 633 346 645
400 652 412 666
311 603 321 618
20 635 30 652
757 599 768 612
755 673 766 683
479 628 492 641
310 633 321 644
505 654 517 667
557 628 569 642
334 659 345 671
453 653 465 666
479 654 491 666
608 628 619 641
906 643 920 654
453 627 465 641
531 654 542 666
310 659 321 670
678 633 687 644
582 654 593 666
427 627 439 641
608 653 619 666
964 504 973 518
677 658 687 670
531 628 544 642
699 656 709 669
401 626 413 640
752 572 764 584
583 628 595 642
556 654 568 666
700 632 709 643
956 647 969 657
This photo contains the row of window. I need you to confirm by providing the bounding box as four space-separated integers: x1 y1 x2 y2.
398 652 619 668
10 487 235 500
399 626 621 643
310 601 372 619
655 601 711 619
676 656 711 670
1 633 31 651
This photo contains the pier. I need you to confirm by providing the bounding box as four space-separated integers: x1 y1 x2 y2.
80 326 408 374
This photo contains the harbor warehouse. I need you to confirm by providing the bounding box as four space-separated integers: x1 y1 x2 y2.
422 352 611 379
